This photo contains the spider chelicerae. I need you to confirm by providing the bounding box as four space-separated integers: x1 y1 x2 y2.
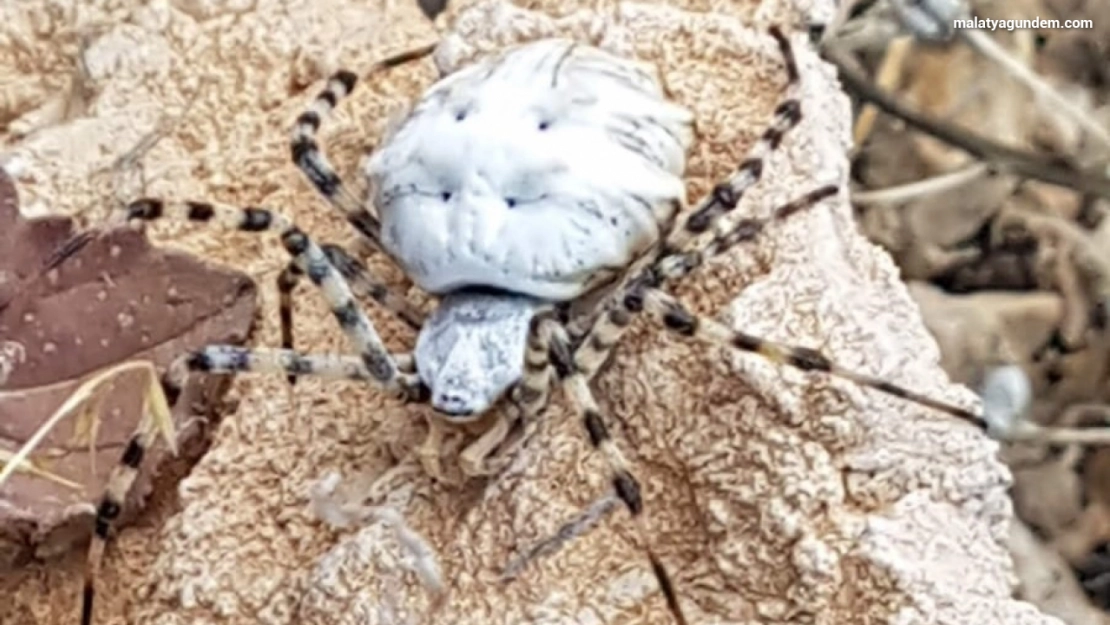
79 26 986 625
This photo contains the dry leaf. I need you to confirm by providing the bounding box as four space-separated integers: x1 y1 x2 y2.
0 167 257 567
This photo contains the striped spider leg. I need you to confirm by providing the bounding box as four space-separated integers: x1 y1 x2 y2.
289 43 436 248
79 199 427 625
276 243 424 384
499 24 813 623
501 25 985 623
280 43 436 378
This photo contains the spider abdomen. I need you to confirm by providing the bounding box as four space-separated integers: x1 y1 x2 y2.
365 38 695 302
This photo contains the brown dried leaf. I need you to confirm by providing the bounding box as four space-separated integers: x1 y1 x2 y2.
0 167 257 567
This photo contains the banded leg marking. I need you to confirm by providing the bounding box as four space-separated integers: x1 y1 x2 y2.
278 243 424 382
574 186 834 384
290 44 436 246
550 327 689 625
320 243 424 330
513 316 559 417
165 345 388 389
82 409 164 625
633 286 982 426
656 185 839 281
123 199 421 399
666 25 803 251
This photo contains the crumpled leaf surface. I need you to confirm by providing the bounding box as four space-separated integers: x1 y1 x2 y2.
0 166 257 568
0 0 1062 623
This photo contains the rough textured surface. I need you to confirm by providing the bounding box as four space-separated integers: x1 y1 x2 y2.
0 0 1057 624
0 166 257 571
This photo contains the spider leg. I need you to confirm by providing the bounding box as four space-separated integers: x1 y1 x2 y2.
81 396 165 625
633 285 982 427
79 344 419 625
656 181 984 426
545 326 689 625
656 185 839 281
278 243 424 383
277 261 302 381
574 184 836 386
514 315 559 417
574 186 982 429
123 199 424 400
160 345 407 400
563 24 811 380
458 316 559 477
665 25 802 251
496 318 625 574
321 243 424 330
506 186 977 615
290 45 435 246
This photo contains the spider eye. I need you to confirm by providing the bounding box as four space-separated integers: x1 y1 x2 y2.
538 120 550 131
455 111 467 122
441 192 452 201
505 197 517 208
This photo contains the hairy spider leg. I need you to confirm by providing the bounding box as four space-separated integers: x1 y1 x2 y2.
636 284 982 423
496 26 809 624
78 344 424 625
290 44 435 246
513 315 560 417
500 188 837 578
81 201 432 624
651 200 984 427
582 180 981 427
278 243 424 383
506 185 968 625
284 44 433 373
545 324 689 625
320 244 424 330
664 25 801 251
81 406 165 625
568 20 981 427
122 199 424 401
562 23 807 376
167 346 394 389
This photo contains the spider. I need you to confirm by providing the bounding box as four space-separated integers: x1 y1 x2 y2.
79 27 985 625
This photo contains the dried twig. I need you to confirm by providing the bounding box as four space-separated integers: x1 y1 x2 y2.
501 494 622 581
820 0 869 45
853 35 914 146
958 29 1110 156
852 162 991 204
0 360 177 489
822 44 1110 200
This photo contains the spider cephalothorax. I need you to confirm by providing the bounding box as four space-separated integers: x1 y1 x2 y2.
80 28 987 625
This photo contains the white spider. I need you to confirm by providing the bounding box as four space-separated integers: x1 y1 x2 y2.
80 30 986 625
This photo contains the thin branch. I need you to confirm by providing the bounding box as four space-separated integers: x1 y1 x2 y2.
852 162 990 204
1010 422 1110 446
959 28 1110 156
821 44 1110 200
853 35 914 146
820 0 868 45
828 1 903 52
